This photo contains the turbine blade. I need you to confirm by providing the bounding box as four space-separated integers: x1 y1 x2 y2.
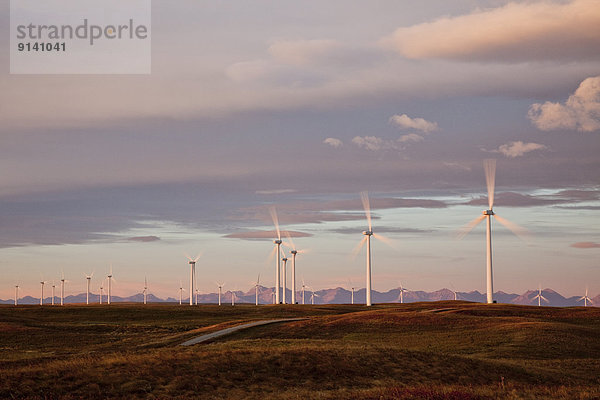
351 236 368 258
493 214 530 241
541 296 549 303
269 206 281 240
483 159 496 209
284 230 296 251
360 191 372 231
373 233 396 250
267 246 278 263
456 215 486 239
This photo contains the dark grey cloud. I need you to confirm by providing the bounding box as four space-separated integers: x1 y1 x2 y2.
223 230 312 240
127 236 161 242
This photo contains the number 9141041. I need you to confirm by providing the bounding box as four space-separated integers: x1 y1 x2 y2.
18 42 66 52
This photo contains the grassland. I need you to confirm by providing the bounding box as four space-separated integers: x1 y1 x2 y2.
0 302 598 399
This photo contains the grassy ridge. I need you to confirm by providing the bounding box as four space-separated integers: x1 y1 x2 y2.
0 302 598 399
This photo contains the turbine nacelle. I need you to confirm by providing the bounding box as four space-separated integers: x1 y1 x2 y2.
188 261 196 265
483 210 494 216
290 250 298 255
363 230 373 236
282 257 288 262
274 239 282 245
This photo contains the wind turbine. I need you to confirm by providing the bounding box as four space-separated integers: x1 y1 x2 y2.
40 279 46 305
458 159 528 304
231 289 238 306
143 277 148 305
14 285 19 306
398 282 409 304
217 282 225 306
578 288 593 307
353 191 394 306
186 254 201 306
532 285 549 307
310 291 319 305
254 274 261 306
99 279 104 304
107 265 113 305
178 281 184 305
51 281 56 305
85 272 93 305
302 278 307 305
60 269 66 306
281 252 288 304
284 232 306 304
270 207 283 304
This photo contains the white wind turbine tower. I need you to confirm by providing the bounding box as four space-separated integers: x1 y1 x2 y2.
351 286 355 305
532 285 549 307
579 288 593 307
51 281 56 305
310 291 319 305
217 282 225 306
231 289 238 306
458 159 528 304
284 232 306 305
107 265 113 305
398 282 409 304
143 277 148 305
99 279 104 304
178 281 184 305
14 285 19 306
60 269 66 306
85 272 93 305
281 252 288 304
40 279 47 305
186 254 201 306
269 207 283 304
353 191 394 306
254 275 260 306
301 278 307 305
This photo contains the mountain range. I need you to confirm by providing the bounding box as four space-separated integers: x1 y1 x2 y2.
2 287 597 307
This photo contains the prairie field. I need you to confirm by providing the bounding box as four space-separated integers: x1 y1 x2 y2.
0 302 598 399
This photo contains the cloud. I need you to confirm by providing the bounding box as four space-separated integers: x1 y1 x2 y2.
389 114 438 133
380 0 600 63
328 226 432 235
493 141 547 158
528 76 600 132
268 39 340 66
352 136 385 151
224 230 312 240
398 133 425 143
323 138 343 148
464 192 566 207
255 189 297 195
127 236 160 242
570 242 600 249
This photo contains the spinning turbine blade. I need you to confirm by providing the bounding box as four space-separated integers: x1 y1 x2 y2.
269 206 281 240
351 236 368 258
360 191 372 231
484 159 496 209
373 233 396 250
493 214 530 241
267 246 278 263
284 230 296 251
457 215 486 239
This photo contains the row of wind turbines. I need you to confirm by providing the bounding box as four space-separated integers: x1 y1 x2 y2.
10 160 594 308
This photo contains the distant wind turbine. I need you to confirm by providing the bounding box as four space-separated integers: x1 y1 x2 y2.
99 280 104 304
579 288 593 307
14 285 19 306
40 279 47 306
254 274 260 306
231 290 238 306
51 281 56 305
458 159 528 304
398 282 409 304
532 285 549 307
353 191 394 306
284 231 307 305
179 281 184 305
143 277 148 305
217 282 225 306
60 269 67 306
310 291 319 305
281 252 288 304
107 265 113 305
270 207 283 304
186 254 201 306
85 272 93 305
301 278 308 305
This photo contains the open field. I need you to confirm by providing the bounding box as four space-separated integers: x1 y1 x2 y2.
0 302 599 399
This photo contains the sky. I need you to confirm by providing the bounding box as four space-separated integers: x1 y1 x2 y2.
1 0 599 301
